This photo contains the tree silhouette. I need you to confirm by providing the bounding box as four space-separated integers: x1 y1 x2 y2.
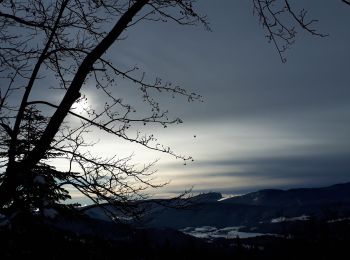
0 106 71 217
0 0 348 223
0 0 208 221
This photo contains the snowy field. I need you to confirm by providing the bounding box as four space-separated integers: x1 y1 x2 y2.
179 226 268 239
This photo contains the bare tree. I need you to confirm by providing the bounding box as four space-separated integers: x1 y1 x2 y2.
0 0 348 222
0 0 208 220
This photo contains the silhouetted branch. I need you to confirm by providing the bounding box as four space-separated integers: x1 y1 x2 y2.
253 0 328 62
342 0 350 6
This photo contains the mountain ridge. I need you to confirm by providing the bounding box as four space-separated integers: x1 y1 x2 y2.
83 181 350 229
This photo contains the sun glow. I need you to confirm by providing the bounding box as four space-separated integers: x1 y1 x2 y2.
71 97 89 114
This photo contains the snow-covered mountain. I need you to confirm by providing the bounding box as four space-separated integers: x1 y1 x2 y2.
223 182 350 207
83 182 350 236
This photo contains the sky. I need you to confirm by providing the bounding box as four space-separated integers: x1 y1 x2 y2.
76 0 350 199
108 0 350 197
3 0 350 201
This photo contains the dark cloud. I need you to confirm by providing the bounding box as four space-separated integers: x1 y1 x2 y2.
200 154 350 179
75 1 350 194
160 151 350 195
106 0 350 140
4 1 349 197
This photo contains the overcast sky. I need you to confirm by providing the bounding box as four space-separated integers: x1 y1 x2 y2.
6 0 350 201
111 0 350 197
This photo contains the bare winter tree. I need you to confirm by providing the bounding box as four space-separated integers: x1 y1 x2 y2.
0 0 208 221
0 0 348 222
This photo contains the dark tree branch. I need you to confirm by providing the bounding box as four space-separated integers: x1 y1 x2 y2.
342 0 350 6
253 0 329 62
8 0 70 166
0 11 48 29
23 0 150 169
284 0 328 37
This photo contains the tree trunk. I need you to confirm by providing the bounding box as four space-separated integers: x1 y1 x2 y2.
0 0 150 214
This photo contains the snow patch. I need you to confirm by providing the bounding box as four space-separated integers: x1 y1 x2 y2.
271 215 309 223
180 226 268 239
327 217 350 223
217 195 239 201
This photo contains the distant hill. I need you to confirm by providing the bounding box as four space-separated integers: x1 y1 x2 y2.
83 182 350 230
224 182 350 207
